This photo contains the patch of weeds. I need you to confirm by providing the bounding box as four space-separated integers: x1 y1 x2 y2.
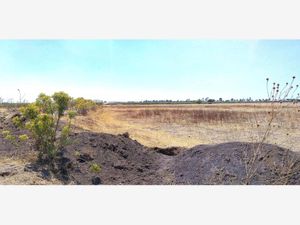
90 163 101 173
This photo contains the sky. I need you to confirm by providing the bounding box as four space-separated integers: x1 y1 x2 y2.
0 40 299 102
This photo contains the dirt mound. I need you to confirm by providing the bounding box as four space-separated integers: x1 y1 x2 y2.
58 132 168 184
1 110 300 185
175 142 300 185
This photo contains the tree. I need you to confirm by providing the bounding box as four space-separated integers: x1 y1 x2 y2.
207 99 215 104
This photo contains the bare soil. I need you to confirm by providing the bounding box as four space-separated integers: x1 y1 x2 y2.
1 110 299 185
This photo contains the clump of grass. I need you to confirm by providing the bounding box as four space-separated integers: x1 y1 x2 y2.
74 151 81 157
90 163 101 173
2 131 28 142
18 134 29 141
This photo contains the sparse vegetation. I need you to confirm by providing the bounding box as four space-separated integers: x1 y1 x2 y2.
72 97 96 115
10 92 94 165
242 76 300 184
90 163 101 173
1 78 299 185
15 92 73 162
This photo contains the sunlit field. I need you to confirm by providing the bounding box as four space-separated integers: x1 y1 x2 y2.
74 103 300 151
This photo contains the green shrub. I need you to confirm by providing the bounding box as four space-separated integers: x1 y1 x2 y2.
4 134 15 141
73 97 96 115
2 130 17 146
12 116 23 128
18 134 29 141
90 163 101 173
15 92 74 162
2 130 11 137
7 92 95 165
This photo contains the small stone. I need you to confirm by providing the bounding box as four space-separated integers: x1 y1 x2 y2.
144 164 150 169
40 169 52 180
92 143 98 148
77 153 94 163
0 165 19 177
113 163 128 170
24 164 37 172
120 151 129 159
5 112 21 120
137 168 144 173
92 177 102 185
225 158 231 163
89 137 95 142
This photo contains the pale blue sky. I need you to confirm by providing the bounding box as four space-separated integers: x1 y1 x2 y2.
0 40 299 102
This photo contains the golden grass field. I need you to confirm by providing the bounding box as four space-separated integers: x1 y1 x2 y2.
74 103 300 151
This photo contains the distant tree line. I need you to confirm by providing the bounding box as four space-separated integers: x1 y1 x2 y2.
108 97 298 105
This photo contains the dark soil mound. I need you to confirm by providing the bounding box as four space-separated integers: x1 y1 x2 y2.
60 132 167 184
1 110 300 185
175 142 300 185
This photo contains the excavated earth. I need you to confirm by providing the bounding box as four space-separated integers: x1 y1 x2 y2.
1 109 300 185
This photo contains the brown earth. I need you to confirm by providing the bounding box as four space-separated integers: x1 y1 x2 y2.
1 109 299 185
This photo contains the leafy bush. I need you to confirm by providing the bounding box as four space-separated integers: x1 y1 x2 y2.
72 97 96 115
15 92 75 162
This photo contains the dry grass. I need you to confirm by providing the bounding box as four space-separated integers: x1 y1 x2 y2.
0 156 62 185
0 108 7 113
73 103 300 150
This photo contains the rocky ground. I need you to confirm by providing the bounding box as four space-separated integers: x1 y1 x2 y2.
1 109 300 185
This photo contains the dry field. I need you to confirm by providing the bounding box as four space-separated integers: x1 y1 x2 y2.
1 103 300 185
74 103 300 151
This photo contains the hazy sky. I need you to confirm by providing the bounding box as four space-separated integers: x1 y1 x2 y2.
0 40 299 102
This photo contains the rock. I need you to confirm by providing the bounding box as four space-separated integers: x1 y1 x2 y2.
137 167 144 173
91 177 102 185
144 164 151 169
108 144 117 151
113 163 128 170
120 151 129 159
88 137 95 142
5 112 21 121
77 153 94 163
24 164 38 172
91 143 98 148
40 169 52 180
0 165 19 177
